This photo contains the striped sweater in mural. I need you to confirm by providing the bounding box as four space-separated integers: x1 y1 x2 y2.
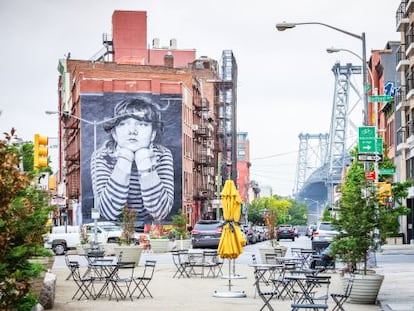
91 144 174 221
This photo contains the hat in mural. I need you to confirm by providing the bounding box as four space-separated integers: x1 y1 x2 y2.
103 96 167 132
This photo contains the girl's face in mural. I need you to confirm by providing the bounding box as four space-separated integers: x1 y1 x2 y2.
113 117 156 151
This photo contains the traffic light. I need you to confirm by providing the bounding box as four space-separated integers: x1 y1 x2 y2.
34 134 48 168
377 182 392 203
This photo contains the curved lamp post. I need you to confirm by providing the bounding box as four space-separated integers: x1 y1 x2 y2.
275 21 368 126
325 47 382 249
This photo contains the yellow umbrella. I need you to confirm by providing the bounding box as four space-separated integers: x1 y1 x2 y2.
218 179 246 259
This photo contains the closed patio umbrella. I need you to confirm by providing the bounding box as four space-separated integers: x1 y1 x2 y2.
214 179 246 298
218 179 246 259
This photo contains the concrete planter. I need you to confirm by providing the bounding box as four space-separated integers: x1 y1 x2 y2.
343 273 384 304
28 256 55 272
114 245 142 266
386 236 403 245
258 245 287 263
149 238 191 252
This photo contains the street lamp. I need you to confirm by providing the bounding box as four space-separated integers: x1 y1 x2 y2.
326 47 375 92
45 110 121 249
325 47 382 249
275 21 368 126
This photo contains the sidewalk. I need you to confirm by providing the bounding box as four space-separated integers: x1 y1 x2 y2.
375 244 414 311
49 258 384 311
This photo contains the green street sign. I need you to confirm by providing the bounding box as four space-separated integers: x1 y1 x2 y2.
369 95 393 102
377 137 383 154
358 126 376 139
358 137 383 154
379 168 395 175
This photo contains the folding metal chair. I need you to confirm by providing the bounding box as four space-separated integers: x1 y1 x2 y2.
68 262 96 300
290 275 330 310
253 267 278 311
65 254 80 280
131 260 156 299
171 249 190 278
330 274 355 311
203 250 223 278
109 261 136 301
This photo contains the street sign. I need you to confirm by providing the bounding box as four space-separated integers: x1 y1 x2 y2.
369 95 393 102
357 153 383 162
358 138 375 153
379 168 395 175
358 137 383 154
358 126 376 138
365 171 376 181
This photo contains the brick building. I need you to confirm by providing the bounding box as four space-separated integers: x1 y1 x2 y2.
55 10 239 228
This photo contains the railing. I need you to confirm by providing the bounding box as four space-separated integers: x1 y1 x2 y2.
396 44 406 64
396 0 408 28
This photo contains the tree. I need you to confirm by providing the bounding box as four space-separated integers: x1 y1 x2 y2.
331 147 410 274
246 196 292 241
0 129 54 309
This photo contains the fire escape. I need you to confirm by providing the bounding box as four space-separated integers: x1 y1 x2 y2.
61 111 81 200
193 97 215 218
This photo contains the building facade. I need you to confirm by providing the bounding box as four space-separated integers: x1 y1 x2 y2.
395 0 414 243
55 10 239 228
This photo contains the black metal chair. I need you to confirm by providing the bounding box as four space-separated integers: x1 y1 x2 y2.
171 249 190 278
290 275 330 311
253 267 278 311
64 254 80 280
109 261 136 301
68 262 96 300
203 250 223 277
131 260 156 299
330 274 355 311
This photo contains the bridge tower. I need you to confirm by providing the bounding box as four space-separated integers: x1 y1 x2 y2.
326 62 362 206
294 133 329 196
295 62 362 210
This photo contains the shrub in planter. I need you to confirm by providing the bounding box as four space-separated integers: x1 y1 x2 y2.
0 129 54 310
331 148 410 274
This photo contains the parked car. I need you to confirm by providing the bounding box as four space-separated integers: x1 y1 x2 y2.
306 224 317 238
252 226 268 242
312 221 339 241
241 224 258 244
191 220 223 249
276 224 295 241
293 227 299 237
43 221 134 255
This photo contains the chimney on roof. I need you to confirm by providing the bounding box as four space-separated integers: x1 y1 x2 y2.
170 38 177 49
152 38 160 48
164 51 174 68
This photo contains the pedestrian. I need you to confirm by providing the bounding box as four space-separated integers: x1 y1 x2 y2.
91 96 174 222
311 243 334 270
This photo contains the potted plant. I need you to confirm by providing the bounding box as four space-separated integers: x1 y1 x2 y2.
258 208 287 262
169 209 191 250
114 205 142 266
331 148 410 304
148 221 170 253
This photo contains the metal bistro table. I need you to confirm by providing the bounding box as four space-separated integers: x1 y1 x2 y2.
90 258 119 299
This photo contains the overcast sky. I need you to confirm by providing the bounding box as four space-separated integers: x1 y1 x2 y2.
0 0 400 196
